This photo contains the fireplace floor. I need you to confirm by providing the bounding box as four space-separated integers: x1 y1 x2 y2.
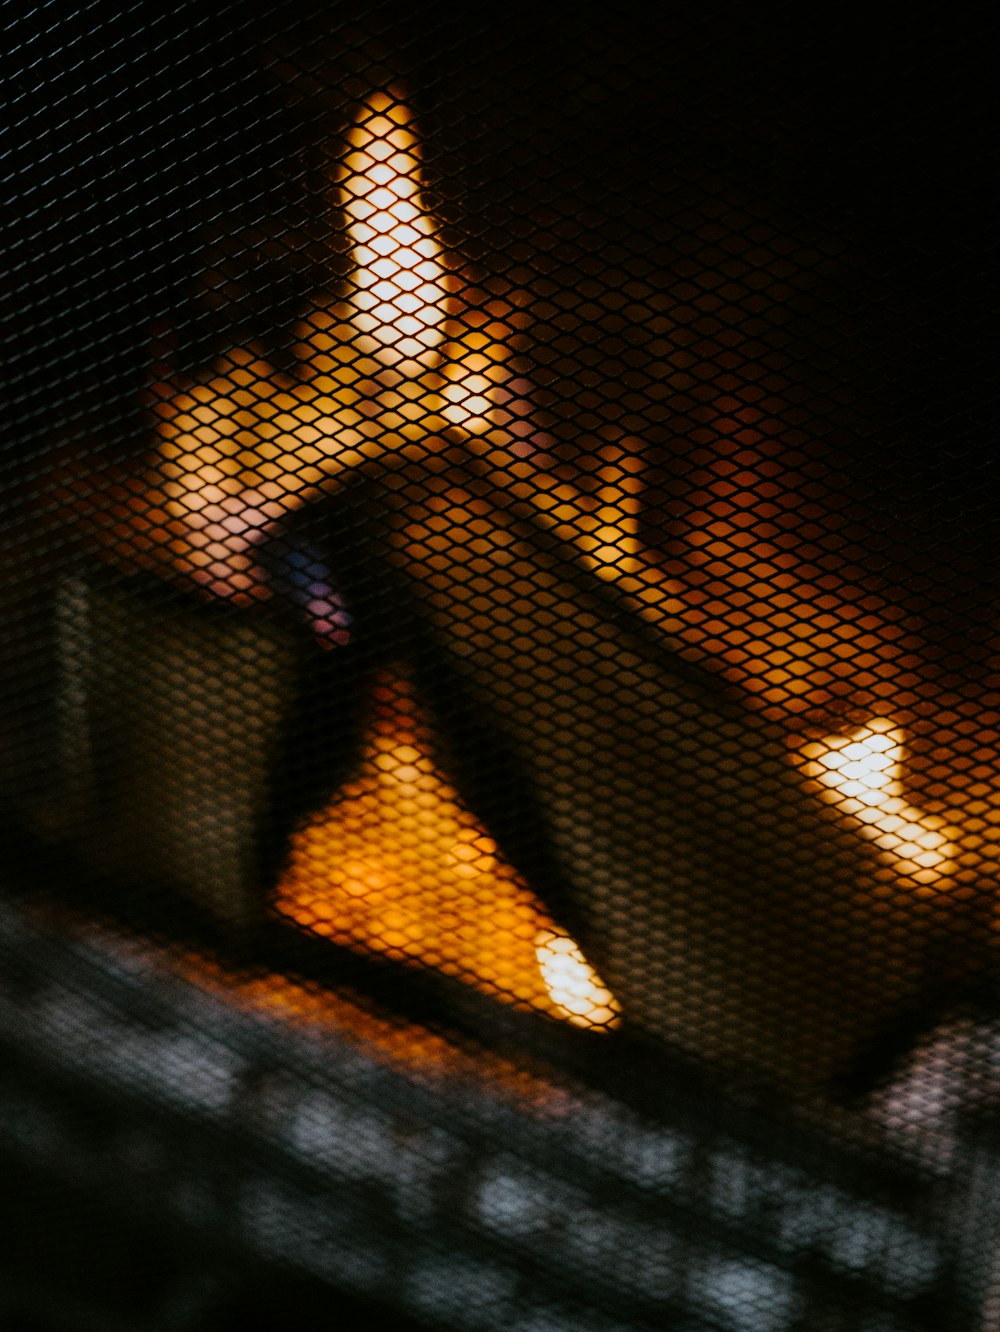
1 884 994 1331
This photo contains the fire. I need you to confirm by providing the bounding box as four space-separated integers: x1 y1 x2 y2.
150 91 643 596
146 88 963 1029
141 90 636 1027
797 718 956 887
535 932 619 1029
274 670 619 1030
338 90 449 375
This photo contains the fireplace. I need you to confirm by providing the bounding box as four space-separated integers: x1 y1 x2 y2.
2 6 998 1329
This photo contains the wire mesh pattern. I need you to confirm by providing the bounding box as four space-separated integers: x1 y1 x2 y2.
1 4 998 1328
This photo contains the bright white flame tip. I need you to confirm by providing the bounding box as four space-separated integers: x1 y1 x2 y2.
801 718 955 885
535 930 620 1029
338 94 448 373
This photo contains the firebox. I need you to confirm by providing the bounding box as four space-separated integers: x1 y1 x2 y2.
2 5 998 1329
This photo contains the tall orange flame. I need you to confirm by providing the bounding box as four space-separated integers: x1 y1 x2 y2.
338 91 449 375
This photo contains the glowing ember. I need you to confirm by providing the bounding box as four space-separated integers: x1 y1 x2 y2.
798 718 956 887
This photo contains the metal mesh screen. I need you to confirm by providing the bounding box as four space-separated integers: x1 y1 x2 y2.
2 4 998 1329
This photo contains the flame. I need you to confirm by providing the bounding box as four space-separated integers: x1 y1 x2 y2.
339 90 449 375
535 931 620 1029
336 92 644 580
275 669 619 1030
102 82 982 1054
148 91 647 591
140 92 633 1026
135 87 964 1032
442 326 504 432
798 718 956 887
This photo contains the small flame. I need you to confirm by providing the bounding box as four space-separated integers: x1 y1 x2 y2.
535 930 621 1028
339 91 449 376
807 717 902 805
799 718 956 886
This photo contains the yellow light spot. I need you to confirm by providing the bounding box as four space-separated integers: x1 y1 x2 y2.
535 930 621 1029
798 718 956 887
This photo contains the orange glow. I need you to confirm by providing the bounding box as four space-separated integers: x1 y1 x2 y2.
274 669 619 1030
550 444 644 580
147 90 649 593
137 91 632 1028
442 326 506 433
132 86 969 1029
797 718 956 887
